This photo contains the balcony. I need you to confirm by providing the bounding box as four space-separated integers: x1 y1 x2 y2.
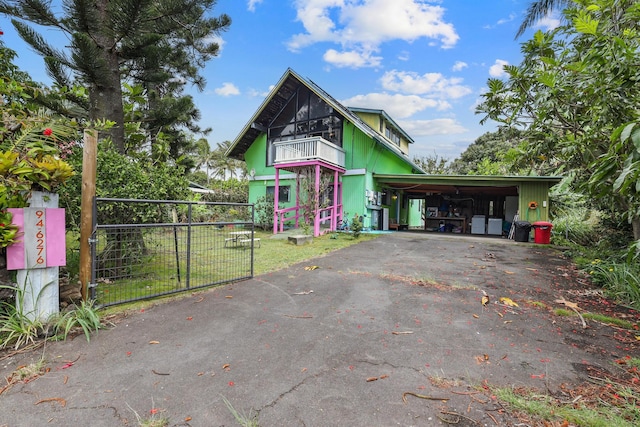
274 137 345 169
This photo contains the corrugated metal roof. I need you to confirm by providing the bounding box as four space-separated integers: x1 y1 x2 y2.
374 173 562 197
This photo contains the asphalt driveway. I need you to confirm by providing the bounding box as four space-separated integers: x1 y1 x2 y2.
1 232 639 426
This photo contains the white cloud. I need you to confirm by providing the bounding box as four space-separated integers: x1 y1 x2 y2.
247 85 275 98
452 61 467 72
247 0 263 12
399 118 467 136
215 82 240 96
398 51 410 61
288 0 459 67
489 59 509 78
483 13 516 29
380 70 472 99
323 48 382 68
534 16 561 32
342 93 445 119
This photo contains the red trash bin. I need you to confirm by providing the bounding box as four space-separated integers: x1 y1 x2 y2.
532 221 553 244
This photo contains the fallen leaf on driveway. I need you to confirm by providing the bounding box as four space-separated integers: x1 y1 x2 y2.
554 297 579 310
149 340 160 345
35 397 66 407
391 331 414 335
499 297 519 307
481 295 490 307
293 290 314 295
474 354 490 364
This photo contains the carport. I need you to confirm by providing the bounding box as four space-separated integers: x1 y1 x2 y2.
373 174 562 235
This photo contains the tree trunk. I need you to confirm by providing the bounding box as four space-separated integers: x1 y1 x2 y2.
632 217 640 241
90 0 126 154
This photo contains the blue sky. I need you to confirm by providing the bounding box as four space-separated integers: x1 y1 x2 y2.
5 0 560 161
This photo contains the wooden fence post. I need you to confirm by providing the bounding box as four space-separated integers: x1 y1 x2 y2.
79 129 97 301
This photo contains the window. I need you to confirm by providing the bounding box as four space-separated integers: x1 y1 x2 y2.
385 123 401 146
267 185 291 203
266 84 343 166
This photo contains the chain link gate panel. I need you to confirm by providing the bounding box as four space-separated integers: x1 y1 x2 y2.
89 198 255 307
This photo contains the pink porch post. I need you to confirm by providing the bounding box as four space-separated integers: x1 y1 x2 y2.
333 169 339 230
295 173 301 228
314 164 321 236
273 168 280 234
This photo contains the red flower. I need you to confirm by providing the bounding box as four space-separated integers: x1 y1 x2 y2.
43 128 53 136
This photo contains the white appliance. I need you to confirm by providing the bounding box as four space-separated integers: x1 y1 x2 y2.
382 208 389 231
471 215 485 234
487 218 502 235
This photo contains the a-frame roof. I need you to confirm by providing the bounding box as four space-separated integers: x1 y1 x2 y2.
226 68 421 173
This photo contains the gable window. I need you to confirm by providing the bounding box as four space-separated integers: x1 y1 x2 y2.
267 185 291 203
266 85 343 166
385 123 401 146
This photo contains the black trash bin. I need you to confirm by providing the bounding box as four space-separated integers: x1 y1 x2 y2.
514 221 532 242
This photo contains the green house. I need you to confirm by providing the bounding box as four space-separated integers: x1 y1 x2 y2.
227 68 561 237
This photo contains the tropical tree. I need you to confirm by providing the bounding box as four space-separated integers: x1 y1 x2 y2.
516 0 572 38
477 0 640 241
449 128 525 175
212 140 245 180
192 138 217 184
0 0 231 156
412 153 451 174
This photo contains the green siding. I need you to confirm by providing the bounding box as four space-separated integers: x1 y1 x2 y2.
342 122 414 174
341 174 366 220
244 133 269 175
519 182 551 222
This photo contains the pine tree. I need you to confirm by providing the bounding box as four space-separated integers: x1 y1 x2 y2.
1 0 230 155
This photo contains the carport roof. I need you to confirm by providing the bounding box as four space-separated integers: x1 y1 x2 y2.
374 173 563 197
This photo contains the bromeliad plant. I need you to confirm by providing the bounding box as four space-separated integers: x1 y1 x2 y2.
0 209 18 248
1 41 78 245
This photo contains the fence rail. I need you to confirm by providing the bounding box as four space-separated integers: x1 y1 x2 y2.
90 198 255 307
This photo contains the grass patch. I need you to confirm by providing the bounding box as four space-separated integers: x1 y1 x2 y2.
553 308 637 330
252 231 378 275
527 300 548 309
222 395 259 427
0 356 47 395
127 403 169 427
494 384 640 427
554 308 574 317
583 312 636 329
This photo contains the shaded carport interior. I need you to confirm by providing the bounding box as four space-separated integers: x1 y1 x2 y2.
373 174 561 233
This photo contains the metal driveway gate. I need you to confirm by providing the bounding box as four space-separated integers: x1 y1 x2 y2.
89 198 255 307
